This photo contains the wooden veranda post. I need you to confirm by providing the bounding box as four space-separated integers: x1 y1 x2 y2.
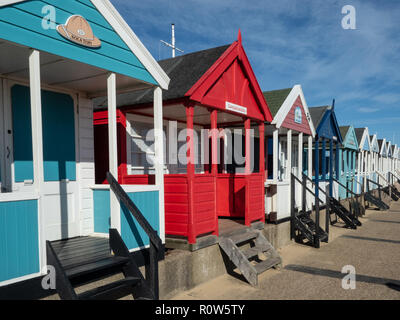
244 118 251 226
210 109 218 236
186 104 196 244
108 72 121 232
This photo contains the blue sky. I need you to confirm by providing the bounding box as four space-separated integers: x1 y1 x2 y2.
112 0 400 145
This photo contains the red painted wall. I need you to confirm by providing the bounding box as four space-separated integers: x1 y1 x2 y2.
93 110 127 184
281 95 312 135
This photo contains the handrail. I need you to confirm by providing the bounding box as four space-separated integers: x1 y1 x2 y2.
389 172 400 183
302 173 327 196
332 178 357 197
107 172 162 251
292 174 323 204
376 171 390 185
107 172 162 299
367 178 383 189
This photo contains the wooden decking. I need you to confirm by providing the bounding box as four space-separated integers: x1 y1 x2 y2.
218 218 247 236
51 236 110 269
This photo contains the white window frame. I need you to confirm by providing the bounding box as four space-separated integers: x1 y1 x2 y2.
126 113 204 175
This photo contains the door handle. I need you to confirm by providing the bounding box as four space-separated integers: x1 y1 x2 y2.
6 146 10 159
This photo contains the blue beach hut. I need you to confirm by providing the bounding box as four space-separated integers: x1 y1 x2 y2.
0 0 169 299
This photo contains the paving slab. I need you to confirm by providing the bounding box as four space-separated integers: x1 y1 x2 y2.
172 202 400 300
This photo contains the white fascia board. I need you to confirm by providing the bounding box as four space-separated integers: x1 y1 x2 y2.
380 138 387 155
0 0 170 90
92 0 170 90
359 127 371 151
371 134 378 153
0 0 25 6
272 85 316 137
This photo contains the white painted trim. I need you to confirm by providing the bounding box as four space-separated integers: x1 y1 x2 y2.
125 117 132 175
272 129 279 183
0 271 42 288
380 138 387 156
153 87 165 243
298 133 303 178
359 127 371 151
308 136 313 179
122 185 160 193
0 0 170 89
107 73 120 232
29 50 46 279
91 0 170 90
272 85 316 138
0 0 25 6
90 184 159 193
91 184 111 190
0 192 39 202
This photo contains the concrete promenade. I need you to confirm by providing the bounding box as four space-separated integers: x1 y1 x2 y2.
172 202 400 300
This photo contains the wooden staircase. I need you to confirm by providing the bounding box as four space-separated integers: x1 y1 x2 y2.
292 210 329 248
46 172 162 300
365 178 390 210
329 197 361 229
219 228 282 286
365 192 390 210
47 229 154 300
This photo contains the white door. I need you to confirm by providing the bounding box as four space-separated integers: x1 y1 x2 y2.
7 82 80 241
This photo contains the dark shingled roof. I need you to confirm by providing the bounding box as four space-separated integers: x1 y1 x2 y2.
354 128 365 145
339 126 350 141
378 139 384 149
308 106 329 129
94 45 231 109
262 88 292 117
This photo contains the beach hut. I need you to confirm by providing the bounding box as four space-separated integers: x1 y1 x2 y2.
0 0 169 299
308 106 343 200
369 134 380 187
378 139 388 185
93 32 273 248
263 85 316 222
354 127 371 194
289 105 345 247
338 126 359 199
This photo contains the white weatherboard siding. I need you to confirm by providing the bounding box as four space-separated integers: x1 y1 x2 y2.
78 96 96 236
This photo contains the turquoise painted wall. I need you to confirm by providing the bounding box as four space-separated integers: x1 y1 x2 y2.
11 85 34 182
11 85 76 182
93 189 110 234
93 190 160 251
121 191 160 251
0 0 156 85
41 89 76 181
0 200 39 282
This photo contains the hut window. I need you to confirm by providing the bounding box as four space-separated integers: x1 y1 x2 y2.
130 122 156 175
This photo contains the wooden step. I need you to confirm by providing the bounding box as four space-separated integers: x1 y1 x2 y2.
66 256 131 279
229 231 258 245
254 257 281 274
241 247 269 260
78 277 140 300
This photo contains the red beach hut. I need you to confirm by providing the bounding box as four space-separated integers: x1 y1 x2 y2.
94 32 273 247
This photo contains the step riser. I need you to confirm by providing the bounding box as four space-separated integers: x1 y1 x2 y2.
219 230 281 287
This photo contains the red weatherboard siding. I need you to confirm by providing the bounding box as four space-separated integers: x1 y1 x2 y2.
281 96 312 135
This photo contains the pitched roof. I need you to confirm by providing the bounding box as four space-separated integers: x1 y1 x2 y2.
262 88 292 117
308 106 329 129
339 126 350 140
354 128 365 145
94 45 230 109
1 0 170 90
